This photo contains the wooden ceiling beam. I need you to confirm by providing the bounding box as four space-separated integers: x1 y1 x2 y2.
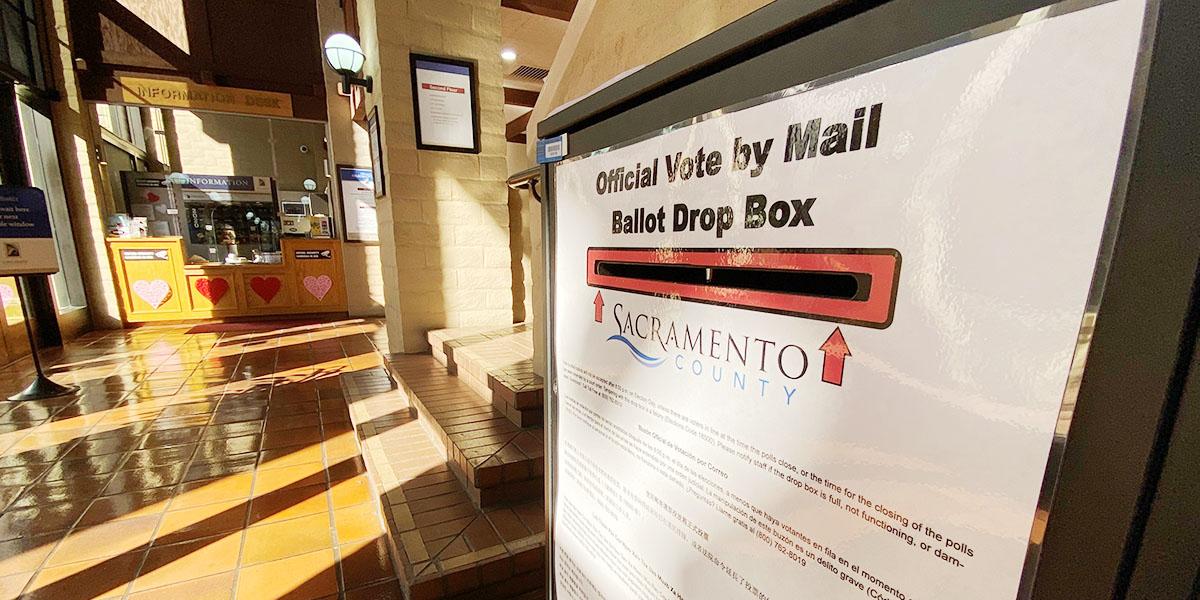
507 110 533 143
501 0 578 21
504 87 539 108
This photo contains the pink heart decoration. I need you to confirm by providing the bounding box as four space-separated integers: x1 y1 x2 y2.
0 284 14 307
132 279 172 309
303 275 333 301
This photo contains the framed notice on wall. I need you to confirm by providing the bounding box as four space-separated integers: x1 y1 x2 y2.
409 54 481 154
367 106 386 198
336 166 378 242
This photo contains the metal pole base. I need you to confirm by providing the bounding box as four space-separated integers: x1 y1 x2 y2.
8 374 77 402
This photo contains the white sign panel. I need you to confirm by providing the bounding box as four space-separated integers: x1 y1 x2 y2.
0 186 59 276
412 57 478 152
551 1 1145 599
338 167 378 242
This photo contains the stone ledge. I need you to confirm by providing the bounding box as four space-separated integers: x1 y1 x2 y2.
385 354 543 509
341 366 545 599
426 324 543 428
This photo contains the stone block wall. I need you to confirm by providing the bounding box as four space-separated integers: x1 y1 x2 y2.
358 0 514 353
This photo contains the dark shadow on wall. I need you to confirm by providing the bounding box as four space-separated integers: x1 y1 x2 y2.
508 186 526 323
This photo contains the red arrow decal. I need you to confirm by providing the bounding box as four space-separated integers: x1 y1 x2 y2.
593 290 604 323
820 327 851 386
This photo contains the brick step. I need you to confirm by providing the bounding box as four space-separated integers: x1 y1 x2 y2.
427 324 544 428
340 368 545 600
386 353 544 509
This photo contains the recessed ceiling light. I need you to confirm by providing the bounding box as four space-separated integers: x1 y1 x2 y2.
500 49 517 61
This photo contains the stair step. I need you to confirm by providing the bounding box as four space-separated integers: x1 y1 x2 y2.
426 324 544 428
386 354 544 509
341 367 545 599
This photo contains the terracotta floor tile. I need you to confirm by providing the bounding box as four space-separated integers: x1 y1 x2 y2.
0 533 58 575
0 464 49 486
343 579 404 600
264 414 321 432
262 426 324 450
24 549 144 599
323 435 360 462
248 482 329 524
172 473 254 509
9 474 112 508
103 464 187 495
183 456 259 481
40 453 127 481
339 538 395 590
127 570 235 600
327 457 367 483
46 513 160 566
334 503 385 544
78 488 175 525
121 445 198 470
235 549 339 600
131 533 241 591
0 570 32 599
0 502 87 540
253 463 328 496
242 512 334 565
260 443 325 469
0 322 543 598
329 475 373 509
156 499 249 545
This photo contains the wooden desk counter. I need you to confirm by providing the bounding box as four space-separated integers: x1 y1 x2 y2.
107 237 347 323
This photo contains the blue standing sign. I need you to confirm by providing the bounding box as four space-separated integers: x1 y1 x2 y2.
0 186 59 275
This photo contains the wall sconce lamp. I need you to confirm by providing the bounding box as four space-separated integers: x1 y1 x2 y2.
324 33 373 93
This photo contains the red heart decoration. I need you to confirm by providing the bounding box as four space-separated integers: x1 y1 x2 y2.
194 277 228 304
249 276 282 303
146 191 160 203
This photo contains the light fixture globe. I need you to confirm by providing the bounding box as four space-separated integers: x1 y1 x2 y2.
324 33 366 75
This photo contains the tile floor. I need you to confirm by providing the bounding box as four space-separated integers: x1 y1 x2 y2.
0 320 404 600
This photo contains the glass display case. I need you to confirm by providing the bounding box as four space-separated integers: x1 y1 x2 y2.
176 175 280 264
183 199 281 264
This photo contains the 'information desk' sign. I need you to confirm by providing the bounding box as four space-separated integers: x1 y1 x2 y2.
550 0 1146 598
0 187 58 276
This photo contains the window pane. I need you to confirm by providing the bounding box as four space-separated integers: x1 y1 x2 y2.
19 102 87 311
0 4 29 80
126 106 147 150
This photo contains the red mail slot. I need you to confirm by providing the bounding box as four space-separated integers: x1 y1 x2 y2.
586 247 901 328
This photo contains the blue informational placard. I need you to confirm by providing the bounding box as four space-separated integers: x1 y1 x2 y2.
0 186 59 275
339 167 373 184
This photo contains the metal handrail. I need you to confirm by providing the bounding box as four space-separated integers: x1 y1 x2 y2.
506 166 542 202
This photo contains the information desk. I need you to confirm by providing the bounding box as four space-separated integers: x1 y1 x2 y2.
107 237 347 323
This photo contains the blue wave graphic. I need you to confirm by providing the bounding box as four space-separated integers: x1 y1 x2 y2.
607 335 665 368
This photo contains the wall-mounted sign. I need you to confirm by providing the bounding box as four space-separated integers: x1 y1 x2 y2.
337 166 378 242
410 54 480 154
120 249 170 261
172 174 271 192
111 76 294 118
549 1 1146 599
0 186 58 276
367 107 386 198
294 249 333 260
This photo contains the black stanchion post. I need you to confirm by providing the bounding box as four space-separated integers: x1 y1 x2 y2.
8 282 76 401
0 83 74 400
